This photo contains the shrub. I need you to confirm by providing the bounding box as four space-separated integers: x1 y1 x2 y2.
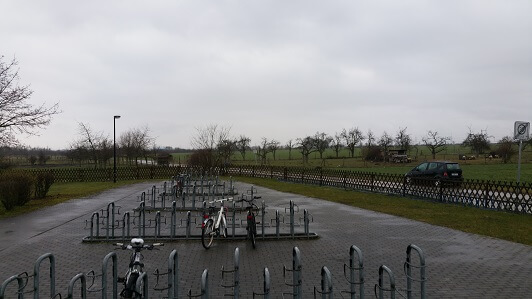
35 172 55 198
0 172 34 210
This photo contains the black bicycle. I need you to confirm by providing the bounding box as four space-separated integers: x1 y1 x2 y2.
239 195 261 249
114 238 163 298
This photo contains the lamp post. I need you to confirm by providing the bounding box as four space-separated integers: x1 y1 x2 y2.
113 115 121 183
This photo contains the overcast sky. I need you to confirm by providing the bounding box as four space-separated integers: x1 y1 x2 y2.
2 0 531 150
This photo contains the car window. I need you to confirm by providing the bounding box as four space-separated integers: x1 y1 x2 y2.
446 163 461 170
428 163 439 170
416 163 428 171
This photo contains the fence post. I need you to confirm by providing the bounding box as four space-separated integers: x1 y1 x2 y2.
34 253 56 299
483 182 490 209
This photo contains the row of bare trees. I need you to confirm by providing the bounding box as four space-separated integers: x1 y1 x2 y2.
189 124 530 169
67 123 154 167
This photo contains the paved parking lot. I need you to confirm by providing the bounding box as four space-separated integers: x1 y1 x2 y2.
1 180 531 298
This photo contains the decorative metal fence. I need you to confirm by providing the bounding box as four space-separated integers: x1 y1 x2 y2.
224 165 532 214
11 164 532 214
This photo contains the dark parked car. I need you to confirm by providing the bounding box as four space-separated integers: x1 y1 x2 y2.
405 161 463 186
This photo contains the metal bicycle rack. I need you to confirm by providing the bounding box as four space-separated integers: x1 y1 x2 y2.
1 244 427 299
83 180 319 243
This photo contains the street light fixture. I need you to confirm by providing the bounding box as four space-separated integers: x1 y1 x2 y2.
113 115 121 183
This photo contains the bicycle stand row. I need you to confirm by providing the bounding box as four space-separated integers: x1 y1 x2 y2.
0 244 426 299
83 179 319 242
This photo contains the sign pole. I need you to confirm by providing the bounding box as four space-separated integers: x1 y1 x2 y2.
514 121 529 183
517 139 523 183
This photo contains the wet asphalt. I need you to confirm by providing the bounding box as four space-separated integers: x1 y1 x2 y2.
0 180 531 298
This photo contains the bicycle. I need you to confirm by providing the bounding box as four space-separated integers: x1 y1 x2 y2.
201 197 233 249
114 238 163 298
237 194 261 249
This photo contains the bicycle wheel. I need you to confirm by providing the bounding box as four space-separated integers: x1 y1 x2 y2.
122 272 139 298
202 219 215 249
133 275 144 299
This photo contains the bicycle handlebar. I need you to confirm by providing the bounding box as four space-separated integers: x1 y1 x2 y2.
207 197 233 204
237 195 262 203
113 242 164 250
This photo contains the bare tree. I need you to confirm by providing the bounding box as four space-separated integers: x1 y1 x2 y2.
286 139 294 160
268 139 280 160
189 124 231 170
378 131 394 161
72 122 111 168
314 132 332 159
497 136 515 163
0 56 60 146
462 128 492 157
256 138 272 164
422 131 450 159
331 132 343 158
217 138 237 166
191 124 231 151
366 130 375 147
341 127 364 158
297 136 317 164
236 135 251 161
395 127 412 151
118 126 154 166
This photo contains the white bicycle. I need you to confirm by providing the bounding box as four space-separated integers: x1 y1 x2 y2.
201 197 233 249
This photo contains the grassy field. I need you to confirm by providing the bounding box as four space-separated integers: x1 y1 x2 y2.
0 180 158 219
172 147 532 182
234 176 532 246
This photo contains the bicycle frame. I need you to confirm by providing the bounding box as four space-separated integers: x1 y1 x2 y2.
214 205 227 233
202 198 232 249
115 238 162 298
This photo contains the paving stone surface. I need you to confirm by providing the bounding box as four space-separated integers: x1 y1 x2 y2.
0 180 531 298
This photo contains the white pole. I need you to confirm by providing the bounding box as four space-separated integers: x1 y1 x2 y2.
517 140 523 183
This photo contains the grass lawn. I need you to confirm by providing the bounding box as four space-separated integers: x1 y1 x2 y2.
0 180 158 219
233 176 532 246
